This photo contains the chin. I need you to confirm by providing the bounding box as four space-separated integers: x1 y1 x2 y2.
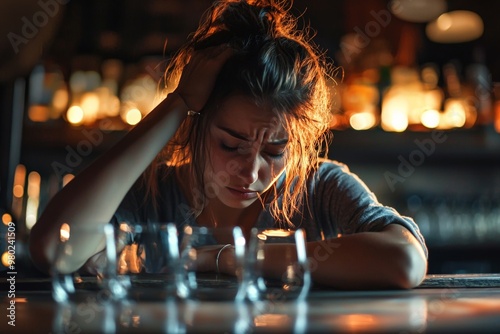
217 194 259 209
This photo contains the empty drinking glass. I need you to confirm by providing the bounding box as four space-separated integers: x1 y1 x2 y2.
177 225 246 300
115 222 180 300
51 223 118 303
239 228 311 302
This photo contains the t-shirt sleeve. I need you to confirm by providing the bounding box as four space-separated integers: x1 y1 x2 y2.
313 160 428 257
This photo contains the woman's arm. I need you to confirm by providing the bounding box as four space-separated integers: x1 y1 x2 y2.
219 224 427 290
29 45 234 274
304 224 427 289
29 94 188 274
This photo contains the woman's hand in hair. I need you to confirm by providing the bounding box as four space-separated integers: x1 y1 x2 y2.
175 44 234 112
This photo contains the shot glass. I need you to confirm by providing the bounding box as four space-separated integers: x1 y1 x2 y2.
115 222 180 301
239 228 311 302
177 225 246 300
51 223 118 303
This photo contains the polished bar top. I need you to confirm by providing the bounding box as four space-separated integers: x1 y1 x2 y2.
2 274 500 333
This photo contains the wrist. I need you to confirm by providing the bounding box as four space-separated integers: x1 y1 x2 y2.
170 91 200 117
216 244 233 275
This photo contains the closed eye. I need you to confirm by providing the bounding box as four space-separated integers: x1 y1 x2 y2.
220 143 238 152
265 150 286 159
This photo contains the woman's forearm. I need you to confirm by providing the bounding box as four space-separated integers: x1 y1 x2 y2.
259 225 427 290
307 226 427 289
29 93 188 274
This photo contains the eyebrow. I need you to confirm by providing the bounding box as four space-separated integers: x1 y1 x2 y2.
217 126 289 145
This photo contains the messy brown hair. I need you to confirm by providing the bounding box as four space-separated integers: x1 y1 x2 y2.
151 0 335 226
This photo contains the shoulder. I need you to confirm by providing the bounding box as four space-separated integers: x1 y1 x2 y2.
313 158 363 187
316 158 350 176
307 158 377 202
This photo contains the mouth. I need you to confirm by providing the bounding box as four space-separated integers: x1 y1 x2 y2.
226 187 259 200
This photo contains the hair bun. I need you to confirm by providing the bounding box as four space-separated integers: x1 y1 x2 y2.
193 0 290 50
222 2 282 37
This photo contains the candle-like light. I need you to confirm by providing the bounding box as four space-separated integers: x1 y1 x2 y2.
349 111 377 130
25 171 41 230
381 94 409 132
123 108 142 125
421 109 440 128
67 105 84 125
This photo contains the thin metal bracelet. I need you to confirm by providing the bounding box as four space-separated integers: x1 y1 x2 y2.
215 244 232 275
187 110 200 117
171 91 200 117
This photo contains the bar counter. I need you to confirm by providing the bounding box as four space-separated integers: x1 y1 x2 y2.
2 274 500 333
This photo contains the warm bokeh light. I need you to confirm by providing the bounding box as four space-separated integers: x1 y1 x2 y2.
27 172 41 198
426 10 484 43
81 92 100 123
12 165 26 199
25 171 41 230
495 101 500 133
391 0 447 23
52 87 69 115
382 111 408 132
381 95 409 132
423 89 444 111
2 213 12 225
28 105 51 122
124 108 142 125
421 109 440 128
381 66 446 131
1 252 12 267
67 105 84 124
436 13 452 30
11 165 26 219
12 185 23 199
96 87 121 117
2 214 12 226
442 99 467 128
350 111 377 130
341 84 379 114
260 229 294 238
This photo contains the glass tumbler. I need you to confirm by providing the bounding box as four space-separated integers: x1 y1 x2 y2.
239 228 311 302
177 225 246 300
51 223 118 303
115 222 180 300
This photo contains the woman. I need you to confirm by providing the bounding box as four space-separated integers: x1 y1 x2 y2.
30 0 427 289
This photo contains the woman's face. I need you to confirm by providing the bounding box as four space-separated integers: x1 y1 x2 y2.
203 94 288 209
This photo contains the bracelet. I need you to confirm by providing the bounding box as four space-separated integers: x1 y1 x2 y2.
171 91 200 117
187 110 200 117
215 244 232 275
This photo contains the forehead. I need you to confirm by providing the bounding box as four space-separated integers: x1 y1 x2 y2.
212 94 288 140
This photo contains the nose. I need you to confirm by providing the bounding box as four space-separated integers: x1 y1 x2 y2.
237 148 260 186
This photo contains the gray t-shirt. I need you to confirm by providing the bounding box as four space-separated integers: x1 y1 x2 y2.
112 159 427 257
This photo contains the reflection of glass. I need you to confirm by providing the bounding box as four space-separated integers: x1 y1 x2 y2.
177 226 246 301
115 222 179 301
52 299 140 334
240 228 311 302
164 298 186 334
51 223 118 303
